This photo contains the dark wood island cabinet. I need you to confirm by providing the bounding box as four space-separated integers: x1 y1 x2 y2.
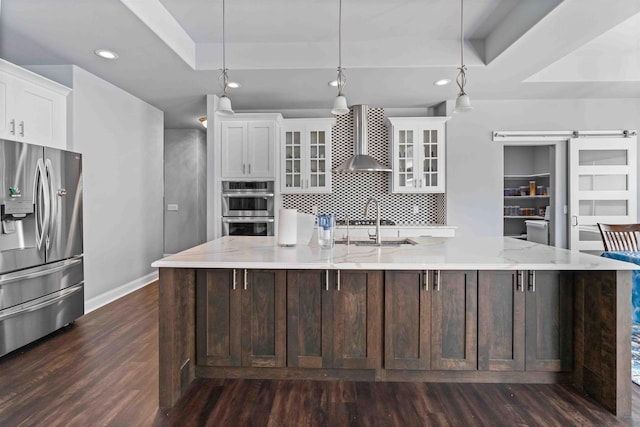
153 236 635 417
196 269 286 368
288 270 382 370
384 270 477 371
478 270 573 373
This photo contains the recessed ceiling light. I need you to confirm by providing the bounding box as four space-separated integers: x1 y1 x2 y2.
227 81 241 89
94 49 118 60
433 79 451 86
328 80 338 87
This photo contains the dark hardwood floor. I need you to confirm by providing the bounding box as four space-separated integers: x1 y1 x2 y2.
1 281 640 426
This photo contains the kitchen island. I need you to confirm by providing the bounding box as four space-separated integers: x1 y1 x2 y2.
152 236 636 416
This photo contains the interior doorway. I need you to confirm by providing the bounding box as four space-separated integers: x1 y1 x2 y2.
502 143 566 247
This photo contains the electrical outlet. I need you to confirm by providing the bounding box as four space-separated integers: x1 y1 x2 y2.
413 205 420 215
311 205 318 215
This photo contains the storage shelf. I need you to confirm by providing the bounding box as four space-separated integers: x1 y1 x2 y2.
504 216 545 219
504 173 550 179
503 195 549 199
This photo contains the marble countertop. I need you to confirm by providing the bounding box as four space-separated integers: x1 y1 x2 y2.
334 224 456 228
152 236 637 271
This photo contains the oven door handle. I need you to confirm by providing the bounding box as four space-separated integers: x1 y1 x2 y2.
222 218 275 223
222 193 275 198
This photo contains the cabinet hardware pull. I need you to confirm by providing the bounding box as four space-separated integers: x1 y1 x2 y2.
325 269 329 291
9 119 15 135
336 270 341 291
528 270 536 292
434 270 440 291
232 268 237 290
423 270 429 291
248 164 252 174
19 121 24 137
244 269 248 290
571 215 578 226
516 270 524 292
243 164 246 174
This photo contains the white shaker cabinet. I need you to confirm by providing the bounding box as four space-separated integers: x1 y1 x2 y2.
0 59 69 149
281 118 333 194
0 74 8 138
386 117 450 193
221 119 277 179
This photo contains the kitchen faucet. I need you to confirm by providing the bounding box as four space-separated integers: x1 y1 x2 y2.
364 197 381 245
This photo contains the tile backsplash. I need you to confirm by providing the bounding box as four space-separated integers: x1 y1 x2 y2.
282 107 446 224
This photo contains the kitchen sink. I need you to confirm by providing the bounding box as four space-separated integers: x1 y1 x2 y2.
335 238 417 247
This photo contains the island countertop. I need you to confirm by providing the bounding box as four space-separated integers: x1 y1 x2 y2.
151 235 636 271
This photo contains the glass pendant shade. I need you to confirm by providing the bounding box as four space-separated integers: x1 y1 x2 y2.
217 95 234 115
331 95 349 115
454 93 473 113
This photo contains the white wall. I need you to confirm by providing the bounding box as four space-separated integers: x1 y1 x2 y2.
445 98 640 240
61 66 164 310
164 129 206 254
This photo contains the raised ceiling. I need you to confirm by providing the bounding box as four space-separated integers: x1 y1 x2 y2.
0 0 639 129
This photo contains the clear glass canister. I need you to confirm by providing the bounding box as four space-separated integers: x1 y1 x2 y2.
317 214 335 249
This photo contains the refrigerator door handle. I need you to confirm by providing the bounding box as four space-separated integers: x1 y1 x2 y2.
0 283 83 322
34 159 50 251
44 159 57 250
0 257 83 286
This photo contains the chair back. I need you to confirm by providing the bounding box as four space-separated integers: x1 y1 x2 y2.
597 223 640 251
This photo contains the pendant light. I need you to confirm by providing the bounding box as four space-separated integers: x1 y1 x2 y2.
217 0 234 115
454 0 472 113
331 0 349 115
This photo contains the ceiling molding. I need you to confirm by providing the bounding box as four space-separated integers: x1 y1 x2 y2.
195 39 484 71
526 12 640 83
484 0 563 64
120 0 196 69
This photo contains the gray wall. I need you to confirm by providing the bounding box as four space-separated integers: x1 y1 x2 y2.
164 129 206 254
445 98 640 240
70 66 164 304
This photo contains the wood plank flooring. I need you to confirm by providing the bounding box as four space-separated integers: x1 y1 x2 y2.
1 281 640 426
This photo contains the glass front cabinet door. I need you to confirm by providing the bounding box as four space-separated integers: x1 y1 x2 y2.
386 117 450 193
281 119 333 194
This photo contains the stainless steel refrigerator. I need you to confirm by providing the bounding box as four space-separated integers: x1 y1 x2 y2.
0 139 83 357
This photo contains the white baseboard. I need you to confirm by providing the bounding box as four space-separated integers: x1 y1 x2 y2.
84 271 158 314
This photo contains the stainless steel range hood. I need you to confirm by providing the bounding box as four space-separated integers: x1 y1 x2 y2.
333 104 392 173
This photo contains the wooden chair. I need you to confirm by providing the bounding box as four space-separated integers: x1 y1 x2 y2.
597 223 640 251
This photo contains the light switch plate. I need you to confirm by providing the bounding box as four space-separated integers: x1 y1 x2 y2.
168 204 179 211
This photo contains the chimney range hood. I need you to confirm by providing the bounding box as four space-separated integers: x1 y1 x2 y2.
333 104 392 173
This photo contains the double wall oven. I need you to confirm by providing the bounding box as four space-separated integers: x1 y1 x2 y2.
222 181 275 236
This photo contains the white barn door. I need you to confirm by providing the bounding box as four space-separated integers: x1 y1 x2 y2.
569 136 637 252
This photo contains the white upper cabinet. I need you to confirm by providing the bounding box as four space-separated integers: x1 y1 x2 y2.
0 74 8 139
0 59 69 149
220 119 277 179
281 119 333 194
386 117 450 193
